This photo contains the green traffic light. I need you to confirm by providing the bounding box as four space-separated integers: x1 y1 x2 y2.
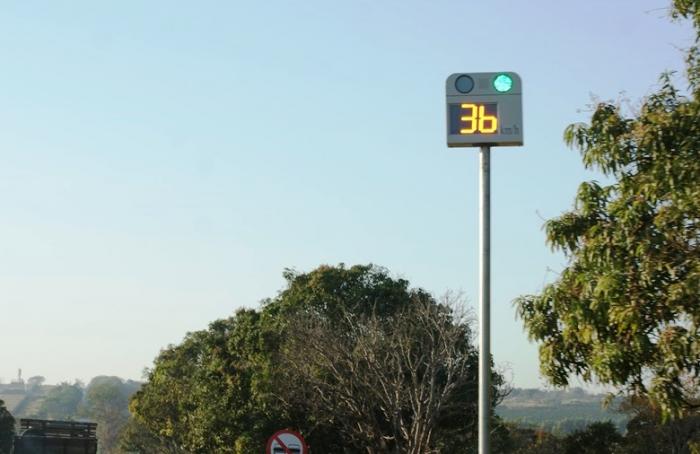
493 74 513 93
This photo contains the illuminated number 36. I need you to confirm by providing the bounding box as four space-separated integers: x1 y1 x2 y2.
459 103 498 134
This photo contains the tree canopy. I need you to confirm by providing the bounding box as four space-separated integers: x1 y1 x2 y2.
617 395 700 453
35 381 83 420
516 0 700 417
277 292 504 453
83 376 139 453
129 264 505 453
0 400 13 454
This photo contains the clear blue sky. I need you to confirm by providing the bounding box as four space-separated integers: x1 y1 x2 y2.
0 1 694 388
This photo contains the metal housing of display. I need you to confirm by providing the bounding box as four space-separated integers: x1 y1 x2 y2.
446 72 523 147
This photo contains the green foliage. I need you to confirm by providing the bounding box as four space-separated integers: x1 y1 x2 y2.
562 421 622 454
515 0 700 418
26 376 45 393
82 376 139 453
498 424 563 454
499 418 697 454
0 400 14 454
499 419 623 454
617 395 700 453
130 264 503 453
130 307 279 453
35 381 84 420
119 417 185 453
30 378 140 453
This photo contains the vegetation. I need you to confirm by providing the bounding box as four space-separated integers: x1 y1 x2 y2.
515 0 700 418
500 407 700 453
34 381 83 420
25 376 45 393
118 418 184 454
4 2 699 452
83 376 140 453
278 292 502 453
497 387 628 434
23 377 140 453
128 264 505 453
498 389 698 451
619 395 700 453
0 399 14 454
15 378 697 452
561 421 623 454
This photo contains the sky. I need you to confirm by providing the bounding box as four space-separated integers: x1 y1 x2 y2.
0 1 694 388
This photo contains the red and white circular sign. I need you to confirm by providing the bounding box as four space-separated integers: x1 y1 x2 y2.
266 429 308 454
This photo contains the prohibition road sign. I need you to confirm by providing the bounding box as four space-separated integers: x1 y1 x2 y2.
266 429 308 454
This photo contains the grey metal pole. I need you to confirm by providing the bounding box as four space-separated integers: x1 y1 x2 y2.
478 145 491 454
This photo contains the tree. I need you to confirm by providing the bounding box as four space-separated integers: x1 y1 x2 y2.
499 421 622 454
82 376 138 453
26 376 45 393
562 421 622 454
130 308 280 453
277 292 503 453
35 381 83 420
118 417 187 454
515 0 700 417
497 424 563 454
0 400 14 454
617 395 700 453
130 264 506 453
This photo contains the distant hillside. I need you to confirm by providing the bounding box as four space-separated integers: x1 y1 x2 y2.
0 384 53 419
3 382 630 437
0 393 26 415
496 387 628 434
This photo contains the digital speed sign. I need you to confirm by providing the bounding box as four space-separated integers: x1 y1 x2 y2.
446 72 523 147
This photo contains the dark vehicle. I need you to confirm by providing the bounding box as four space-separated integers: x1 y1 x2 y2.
13 418 98 454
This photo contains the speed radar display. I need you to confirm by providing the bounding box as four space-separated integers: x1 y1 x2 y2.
446 72 523 147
